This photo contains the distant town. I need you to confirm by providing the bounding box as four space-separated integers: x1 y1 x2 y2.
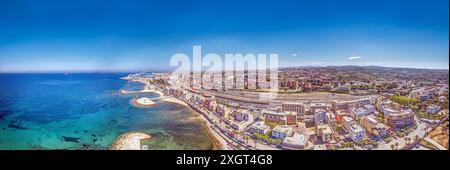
123 65 449 150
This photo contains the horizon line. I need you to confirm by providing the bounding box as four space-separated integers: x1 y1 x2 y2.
0 65 448 74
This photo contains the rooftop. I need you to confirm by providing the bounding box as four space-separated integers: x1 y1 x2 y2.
273 125 292 133
343 116 354 122
365 115 378 124
263 110 286 116
317 124 333 134
283 133 307 146
349 124 364 133
282 102 304 105
351 107 367 115
251 121 269 131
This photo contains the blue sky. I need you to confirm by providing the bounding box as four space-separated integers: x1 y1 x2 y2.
0 0 448 72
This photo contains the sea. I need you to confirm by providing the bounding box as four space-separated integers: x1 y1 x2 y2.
0 73 212 150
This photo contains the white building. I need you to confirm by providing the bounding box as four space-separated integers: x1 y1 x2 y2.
438 96 446 102
363 104 375 114
249 121 270 135
427 105 441 114
349 124 365 142
342 116 355 130
314 109 327 124
349 107 370 120
282 132 308 149
271 125 292 140
316 124 333 143
232 110 249 122
231 121 248 131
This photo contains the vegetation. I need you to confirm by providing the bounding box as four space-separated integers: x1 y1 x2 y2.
252 132 281 144
266 122 278 129
338 141 355 148
375 113 384 123
419 139 439 150
389 95 420 106
383 137 393 143
414 93 449 120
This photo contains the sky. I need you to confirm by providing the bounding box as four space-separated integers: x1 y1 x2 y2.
0 0 448 72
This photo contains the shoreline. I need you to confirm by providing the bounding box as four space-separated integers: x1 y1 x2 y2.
110 132 151 150
160 97 226 149
162 96 224 150
161 97 189 107
129 98 155 108
200 120 222 150
120 78 225 150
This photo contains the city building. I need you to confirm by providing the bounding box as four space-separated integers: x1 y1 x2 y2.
427 104 441 114
309 103 327 114
342 116 355 130
232 110 249 122
385 109 415 129
263 110 287 125
363 104 375 114
249 121 269 135
286 111 297 125
419 94 430 101
349 107 370 120
315 124 333 143
326 112 336 126
215 105 230 119
360 115 387 138
304 116 315 128
335 110 348 124
382 107 401 116
438 96 447 102
203 98 217 111
282 132 308 149
314 109 327 124
348 124 365 142
271 125 293 140
332 101 348 111
231 121 248 131
282 102 305 116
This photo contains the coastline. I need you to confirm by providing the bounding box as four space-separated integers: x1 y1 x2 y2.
161 97 189 107
120 77 224 150
129 98 155 108
162 96 224 150
110 132 151 150
201 120 221 150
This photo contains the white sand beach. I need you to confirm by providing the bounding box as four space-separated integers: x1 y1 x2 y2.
110 132 151 150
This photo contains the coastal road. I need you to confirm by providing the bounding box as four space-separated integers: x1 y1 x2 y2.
194 104 281 150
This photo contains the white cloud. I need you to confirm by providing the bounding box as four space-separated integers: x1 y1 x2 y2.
348 56 362 60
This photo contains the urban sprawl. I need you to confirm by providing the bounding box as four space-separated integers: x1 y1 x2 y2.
123 66 449 150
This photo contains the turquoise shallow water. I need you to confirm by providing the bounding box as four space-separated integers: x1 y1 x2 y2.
0 73 212 150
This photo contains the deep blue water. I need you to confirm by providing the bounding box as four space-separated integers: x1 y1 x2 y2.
0 73 211 150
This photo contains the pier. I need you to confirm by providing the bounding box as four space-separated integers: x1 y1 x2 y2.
120 89 164 97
